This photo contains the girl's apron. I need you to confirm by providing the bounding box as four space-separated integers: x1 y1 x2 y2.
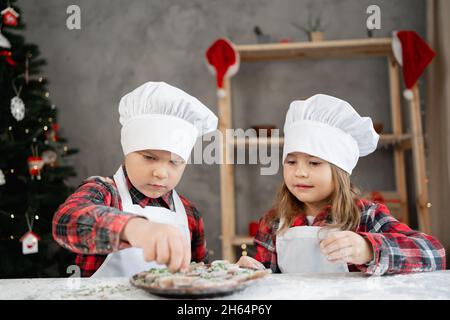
276 218 349 273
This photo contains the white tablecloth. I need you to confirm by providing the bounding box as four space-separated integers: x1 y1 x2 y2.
1 271 449 300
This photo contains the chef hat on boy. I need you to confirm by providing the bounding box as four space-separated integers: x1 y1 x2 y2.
282 94 379 175
119 81 218 162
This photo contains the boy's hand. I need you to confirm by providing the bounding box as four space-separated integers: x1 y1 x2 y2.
319 230 374 265
121 217 191 273
236 255 265 270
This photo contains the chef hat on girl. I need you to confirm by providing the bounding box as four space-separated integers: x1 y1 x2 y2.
283 94 379 174
119 81 218 162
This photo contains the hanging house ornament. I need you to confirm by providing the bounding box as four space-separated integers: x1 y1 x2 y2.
20 231 40 254
10 79 25 121
1 6 19 27
20 213 40 255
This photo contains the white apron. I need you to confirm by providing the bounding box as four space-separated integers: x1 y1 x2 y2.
92 166 191 278
276 218 349 273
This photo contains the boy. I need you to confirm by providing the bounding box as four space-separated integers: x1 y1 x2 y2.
53 82 218 277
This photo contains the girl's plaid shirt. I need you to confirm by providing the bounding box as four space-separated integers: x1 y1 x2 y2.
52 165 208 277
254 199 446 275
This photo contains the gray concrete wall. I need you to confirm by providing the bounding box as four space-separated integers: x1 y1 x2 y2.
20 0 426 260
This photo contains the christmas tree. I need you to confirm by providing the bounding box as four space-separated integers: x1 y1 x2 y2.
0 0 78 278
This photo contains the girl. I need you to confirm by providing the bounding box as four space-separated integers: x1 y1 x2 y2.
238 94 446 276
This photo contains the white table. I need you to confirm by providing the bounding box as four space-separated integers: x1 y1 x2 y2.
1 271 449 300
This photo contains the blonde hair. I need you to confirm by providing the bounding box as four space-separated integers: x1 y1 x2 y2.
273 164 361 234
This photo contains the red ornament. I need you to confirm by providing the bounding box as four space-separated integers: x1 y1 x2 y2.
45 123 60 142
0 50 16 66
27 156 44 180
1 7 19 27
51 123 60 141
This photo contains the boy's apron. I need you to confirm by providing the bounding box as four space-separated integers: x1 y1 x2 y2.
276 218 349 273
92 166 190 278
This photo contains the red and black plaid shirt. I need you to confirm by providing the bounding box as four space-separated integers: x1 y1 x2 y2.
52 165 208 277
254 199 446 275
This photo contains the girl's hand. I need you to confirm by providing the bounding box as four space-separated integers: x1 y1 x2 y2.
319 231 374 265
236 256 266 270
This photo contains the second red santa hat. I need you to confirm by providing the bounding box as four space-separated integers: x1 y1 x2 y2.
392 30 436 100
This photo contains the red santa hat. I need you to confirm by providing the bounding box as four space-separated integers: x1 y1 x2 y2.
392 30 436 100
205 38 240 97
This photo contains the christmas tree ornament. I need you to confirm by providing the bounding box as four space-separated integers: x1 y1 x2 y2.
10 96 25 121
45 123 60 142
0 169 5 185
51 123 59 141
392 30 436 100
27 156 44 180
205 38 240 97
42 150 57 167
0 29 11 48
20 213 40 255
1 6 19 27
10 79 25 121
0 49 16 65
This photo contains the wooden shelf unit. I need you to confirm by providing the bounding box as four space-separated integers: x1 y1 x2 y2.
236 38 393 61
232 134 413 149
216 38 431 262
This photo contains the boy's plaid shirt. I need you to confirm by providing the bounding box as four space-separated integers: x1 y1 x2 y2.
254 199 446 275
52 165 208 277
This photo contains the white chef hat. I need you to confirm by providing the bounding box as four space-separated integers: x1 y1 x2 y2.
119 81 218 162
283 94 379 175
